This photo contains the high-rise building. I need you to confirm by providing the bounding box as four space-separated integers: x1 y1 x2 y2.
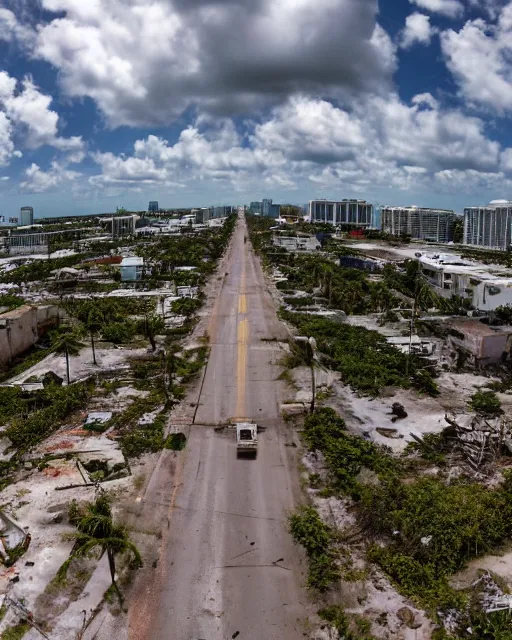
249 201 262 215
249 199 280 218
212 205 234 219
20 206 34 226
381 206 455 242
308 199 373 227
148 201 159 213
464 201 512 250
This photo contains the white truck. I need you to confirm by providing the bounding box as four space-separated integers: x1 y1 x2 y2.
236 422 258 457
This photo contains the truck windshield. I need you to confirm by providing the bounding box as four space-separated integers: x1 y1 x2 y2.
239 429 253 440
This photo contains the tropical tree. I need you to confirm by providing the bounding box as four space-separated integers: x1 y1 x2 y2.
51 328 85 385
144 314 165 351
61 494 142 603
84 307 105 366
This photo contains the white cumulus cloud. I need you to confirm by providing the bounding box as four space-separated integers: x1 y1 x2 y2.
410 0 464 18
0 71 85 165
20 161 80 193
32 0 396 127
441 3 512 113
87 93 503 199
400 13 437 48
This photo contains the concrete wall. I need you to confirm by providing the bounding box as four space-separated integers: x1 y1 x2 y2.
473 282 512 312
448 322 509 364
0 304 59 370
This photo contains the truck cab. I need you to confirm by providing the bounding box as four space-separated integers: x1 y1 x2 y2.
236 422 258 458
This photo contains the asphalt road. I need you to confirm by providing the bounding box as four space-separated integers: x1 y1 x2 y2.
139 214 308 640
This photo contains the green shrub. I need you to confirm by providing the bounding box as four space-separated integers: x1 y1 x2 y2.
102 321 136 344
289 505 340 592
5 383 90 452
0 293 24 311
171 297 202 317
120 414 166 458
165 432 187 451
319 606 375 640
360 474 512 611
303 408 400 494
470 390 502 415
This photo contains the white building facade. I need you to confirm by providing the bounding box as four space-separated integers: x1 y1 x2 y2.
419 253 512 311
309 200 373 227
381 206 455 242
464 201 512 250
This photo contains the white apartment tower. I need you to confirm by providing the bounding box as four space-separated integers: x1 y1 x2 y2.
309 199 373 227
464 201 512 250
381 206 455 243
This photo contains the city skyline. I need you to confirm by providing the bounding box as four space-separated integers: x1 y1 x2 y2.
1 1 512 217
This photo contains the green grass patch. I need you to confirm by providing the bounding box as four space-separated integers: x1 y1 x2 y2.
0 622 31 640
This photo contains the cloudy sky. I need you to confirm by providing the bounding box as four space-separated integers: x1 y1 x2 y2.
0 0 512 217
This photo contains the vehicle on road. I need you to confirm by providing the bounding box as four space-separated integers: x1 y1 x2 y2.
236 422 258 457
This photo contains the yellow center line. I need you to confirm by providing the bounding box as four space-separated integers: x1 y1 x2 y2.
235 317 248 419
235 237 248 420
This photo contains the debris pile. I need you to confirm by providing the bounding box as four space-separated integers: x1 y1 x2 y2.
443 413 512 476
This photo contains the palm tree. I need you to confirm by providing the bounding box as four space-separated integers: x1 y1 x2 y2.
84 307 105 366
144 314 165 351
51 329 85 385
60 494 141 603
291 337 317 413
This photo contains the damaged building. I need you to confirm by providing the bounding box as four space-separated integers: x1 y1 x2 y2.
419 253 512 311
446 319 512 366
0 305 59 370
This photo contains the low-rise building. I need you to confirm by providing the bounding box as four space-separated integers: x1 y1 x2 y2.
419 253 512 311
272 234 320 252
447 319 512 365
309 199 373 227
100 215 138 239
0 304 59 370
381 206 455 242
120 257 144 281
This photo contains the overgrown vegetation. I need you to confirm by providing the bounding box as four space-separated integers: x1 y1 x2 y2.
5 382 91 454
319 606 375 640
280 311 438 396
289 505 340 592
302 408 400 495
0 254 86 284
303 408 512 618
0 293 25 311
